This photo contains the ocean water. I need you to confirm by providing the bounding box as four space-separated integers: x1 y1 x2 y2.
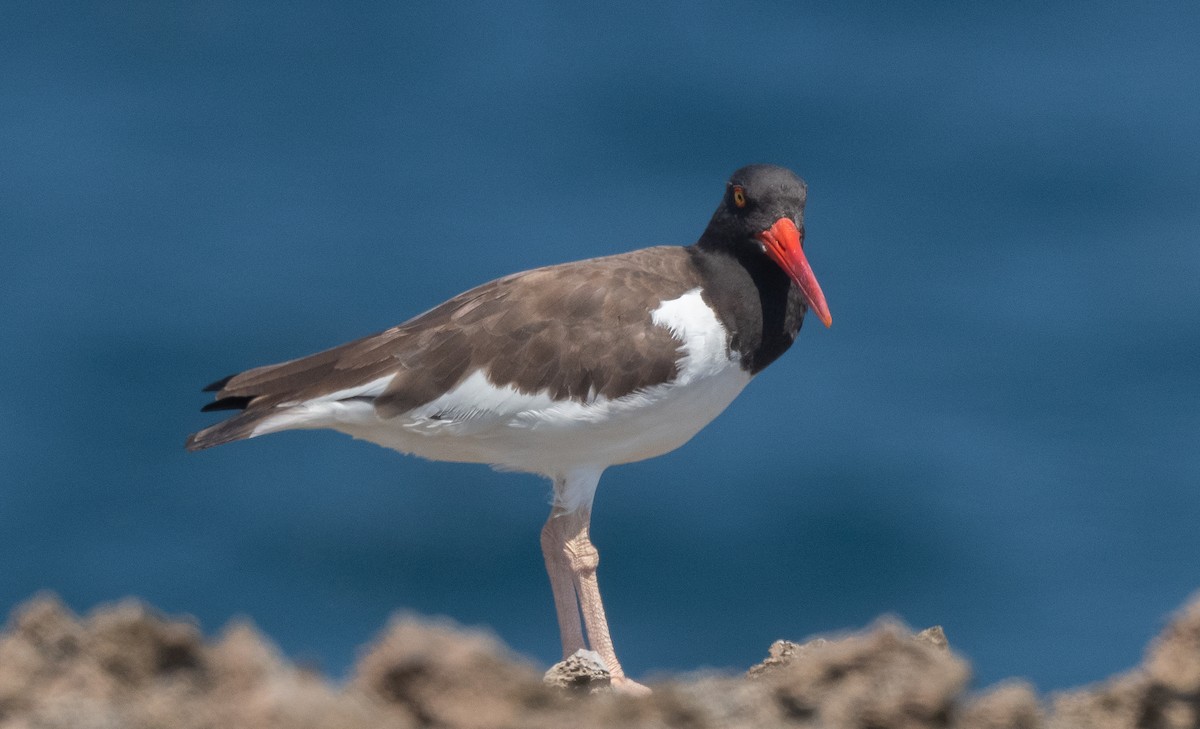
2 1 1198 690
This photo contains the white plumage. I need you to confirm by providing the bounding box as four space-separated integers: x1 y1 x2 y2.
253 289 751 493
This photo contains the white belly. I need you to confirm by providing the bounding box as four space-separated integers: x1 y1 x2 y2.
335 364 750 474
253 289 751 476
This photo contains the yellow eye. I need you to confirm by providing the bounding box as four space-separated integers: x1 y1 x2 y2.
732 186 747 208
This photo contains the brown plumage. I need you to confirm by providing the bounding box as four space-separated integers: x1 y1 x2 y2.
186 246 698 451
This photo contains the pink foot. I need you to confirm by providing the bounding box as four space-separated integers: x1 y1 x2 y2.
611 675 652 696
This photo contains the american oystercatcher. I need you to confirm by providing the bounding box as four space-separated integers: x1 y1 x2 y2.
187 164 831 693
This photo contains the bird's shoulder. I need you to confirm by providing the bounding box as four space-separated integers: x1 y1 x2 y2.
390 245 699 336
361 246 701 411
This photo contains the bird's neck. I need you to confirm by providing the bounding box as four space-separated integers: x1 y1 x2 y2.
687 240 806 374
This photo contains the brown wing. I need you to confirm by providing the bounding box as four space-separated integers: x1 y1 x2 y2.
186 247 700 451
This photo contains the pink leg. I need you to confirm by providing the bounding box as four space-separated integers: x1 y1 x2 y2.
543 471 650 694
540 506 585 658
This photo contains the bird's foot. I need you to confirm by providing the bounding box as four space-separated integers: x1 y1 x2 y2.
611 675 652 696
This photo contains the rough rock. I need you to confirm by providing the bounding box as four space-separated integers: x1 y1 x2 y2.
750 619 970 729
958 681 1045 729
1049 595 1200 729
352 613 550 729
0 594 409 729
1 591 1199 729
543 649 612 693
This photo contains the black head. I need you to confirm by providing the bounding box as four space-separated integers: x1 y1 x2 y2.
699 164 831 327
702 164 809 244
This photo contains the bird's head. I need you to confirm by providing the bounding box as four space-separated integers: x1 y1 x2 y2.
701 164 832 328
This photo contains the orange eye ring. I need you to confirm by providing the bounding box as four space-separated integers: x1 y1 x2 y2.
732 186 747 208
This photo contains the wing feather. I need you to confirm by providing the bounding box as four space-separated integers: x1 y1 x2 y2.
187 247 700 451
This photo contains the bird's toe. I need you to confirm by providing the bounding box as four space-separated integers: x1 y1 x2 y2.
611 675 652 696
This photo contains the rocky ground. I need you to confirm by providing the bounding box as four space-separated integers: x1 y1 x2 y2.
1 592 1198 729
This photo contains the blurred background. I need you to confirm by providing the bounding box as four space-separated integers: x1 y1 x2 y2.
2 1 1198 691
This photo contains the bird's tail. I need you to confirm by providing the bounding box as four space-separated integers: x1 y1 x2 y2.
187 331 388 452
185 409 276 452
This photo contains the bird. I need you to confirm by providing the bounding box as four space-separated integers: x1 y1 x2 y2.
187 164 831 694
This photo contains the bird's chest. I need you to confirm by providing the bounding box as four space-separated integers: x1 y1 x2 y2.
693 251 804 374
566 288 751 460
514 340 750 469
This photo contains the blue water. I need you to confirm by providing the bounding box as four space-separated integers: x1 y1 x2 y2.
3 2 1198 691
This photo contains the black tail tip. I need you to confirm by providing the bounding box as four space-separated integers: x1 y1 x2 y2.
202 374 236 392
201 396 254 413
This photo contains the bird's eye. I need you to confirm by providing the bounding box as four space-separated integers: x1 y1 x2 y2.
732 186 747 208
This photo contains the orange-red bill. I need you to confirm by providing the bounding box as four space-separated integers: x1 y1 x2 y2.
757 217 832 327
